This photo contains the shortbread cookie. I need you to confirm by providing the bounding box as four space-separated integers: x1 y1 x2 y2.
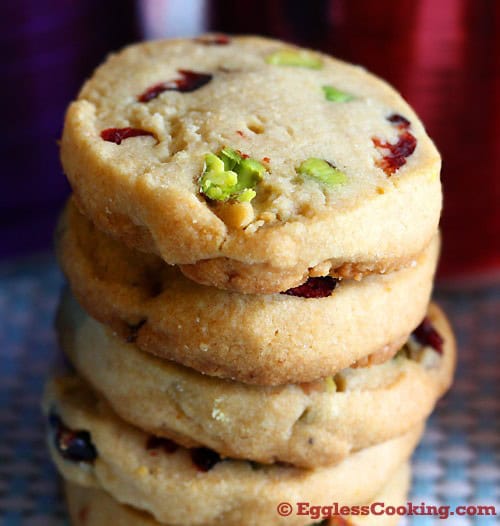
56 201 439 385
60 35 441 294
43 374 422 526
350 464 410 526
59 293 454 467
64 462 410 526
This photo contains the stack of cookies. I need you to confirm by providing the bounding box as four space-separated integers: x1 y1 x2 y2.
43 35 456 526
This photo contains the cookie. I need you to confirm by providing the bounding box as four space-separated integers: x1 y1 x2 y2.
43 374 422 526
64 462 410 526
56 200 439 385
60 35 441 294
59 292 455 467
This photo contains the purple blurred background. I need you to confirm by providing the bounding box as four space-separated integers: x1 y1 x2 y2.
2 0 499 279
1 0 138 258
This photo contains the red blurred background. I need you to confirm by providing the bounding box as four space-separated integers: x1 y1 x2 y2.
2 0 499 280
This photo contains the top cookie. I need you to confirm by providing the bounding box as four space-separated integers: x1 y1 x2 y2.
61 34 441 294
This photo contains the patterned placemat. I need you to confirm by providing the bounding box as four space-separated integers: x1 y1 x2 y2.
0 255 498 525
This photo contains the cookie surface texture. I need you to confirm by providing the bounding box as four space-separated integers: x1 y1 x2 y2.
58 293 455 467
60 35 441 294
64 462 410 526
56 201 439 385
44 375 422 526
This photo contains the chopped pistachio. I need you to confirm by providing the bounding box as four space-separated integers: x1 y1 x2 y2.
200 157 238 201
200 148 266 203
205 168 238 187
418 348 441 369
297 158 347 187
394 346 409 360
204 152 225 172
265 49 323 69
333 373 347 392
324 376 337 393
322 85 355 102
405 335 422 360
298 407 312 423
236 188 257 203
236 158 266 189
219 147 242 171
404 336 441 368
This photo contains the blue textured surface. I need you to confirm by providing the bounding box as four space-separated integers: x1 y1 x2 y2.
0 255 498 525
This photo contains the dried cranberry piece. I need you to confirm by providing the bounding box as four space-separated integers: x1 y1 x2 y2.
146 436 178 454
387 113 411 129
372 113 417 175
190 447 221 472
196 34 231 45
49 412 97 463
138 83 169 103
236 149 249 159
412 317 444 354
283 277 338 298
58 430 97 462
373 131 417 175
138 70 212 102
101 127 155 145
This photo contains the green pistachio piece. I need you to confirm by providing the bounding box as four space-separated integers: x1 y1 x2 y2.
417 348 441 369
394 346 409 360
236 158 266 190
204 152 225 172
322 85 355 102
297 158 347 186
204 169 238 187
324 376 337 393
219 147 242 171
200 153 237 200
203 186 223 201
265 49 323 69
200 149 266 202
236 188 257 202
200 170 238 201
